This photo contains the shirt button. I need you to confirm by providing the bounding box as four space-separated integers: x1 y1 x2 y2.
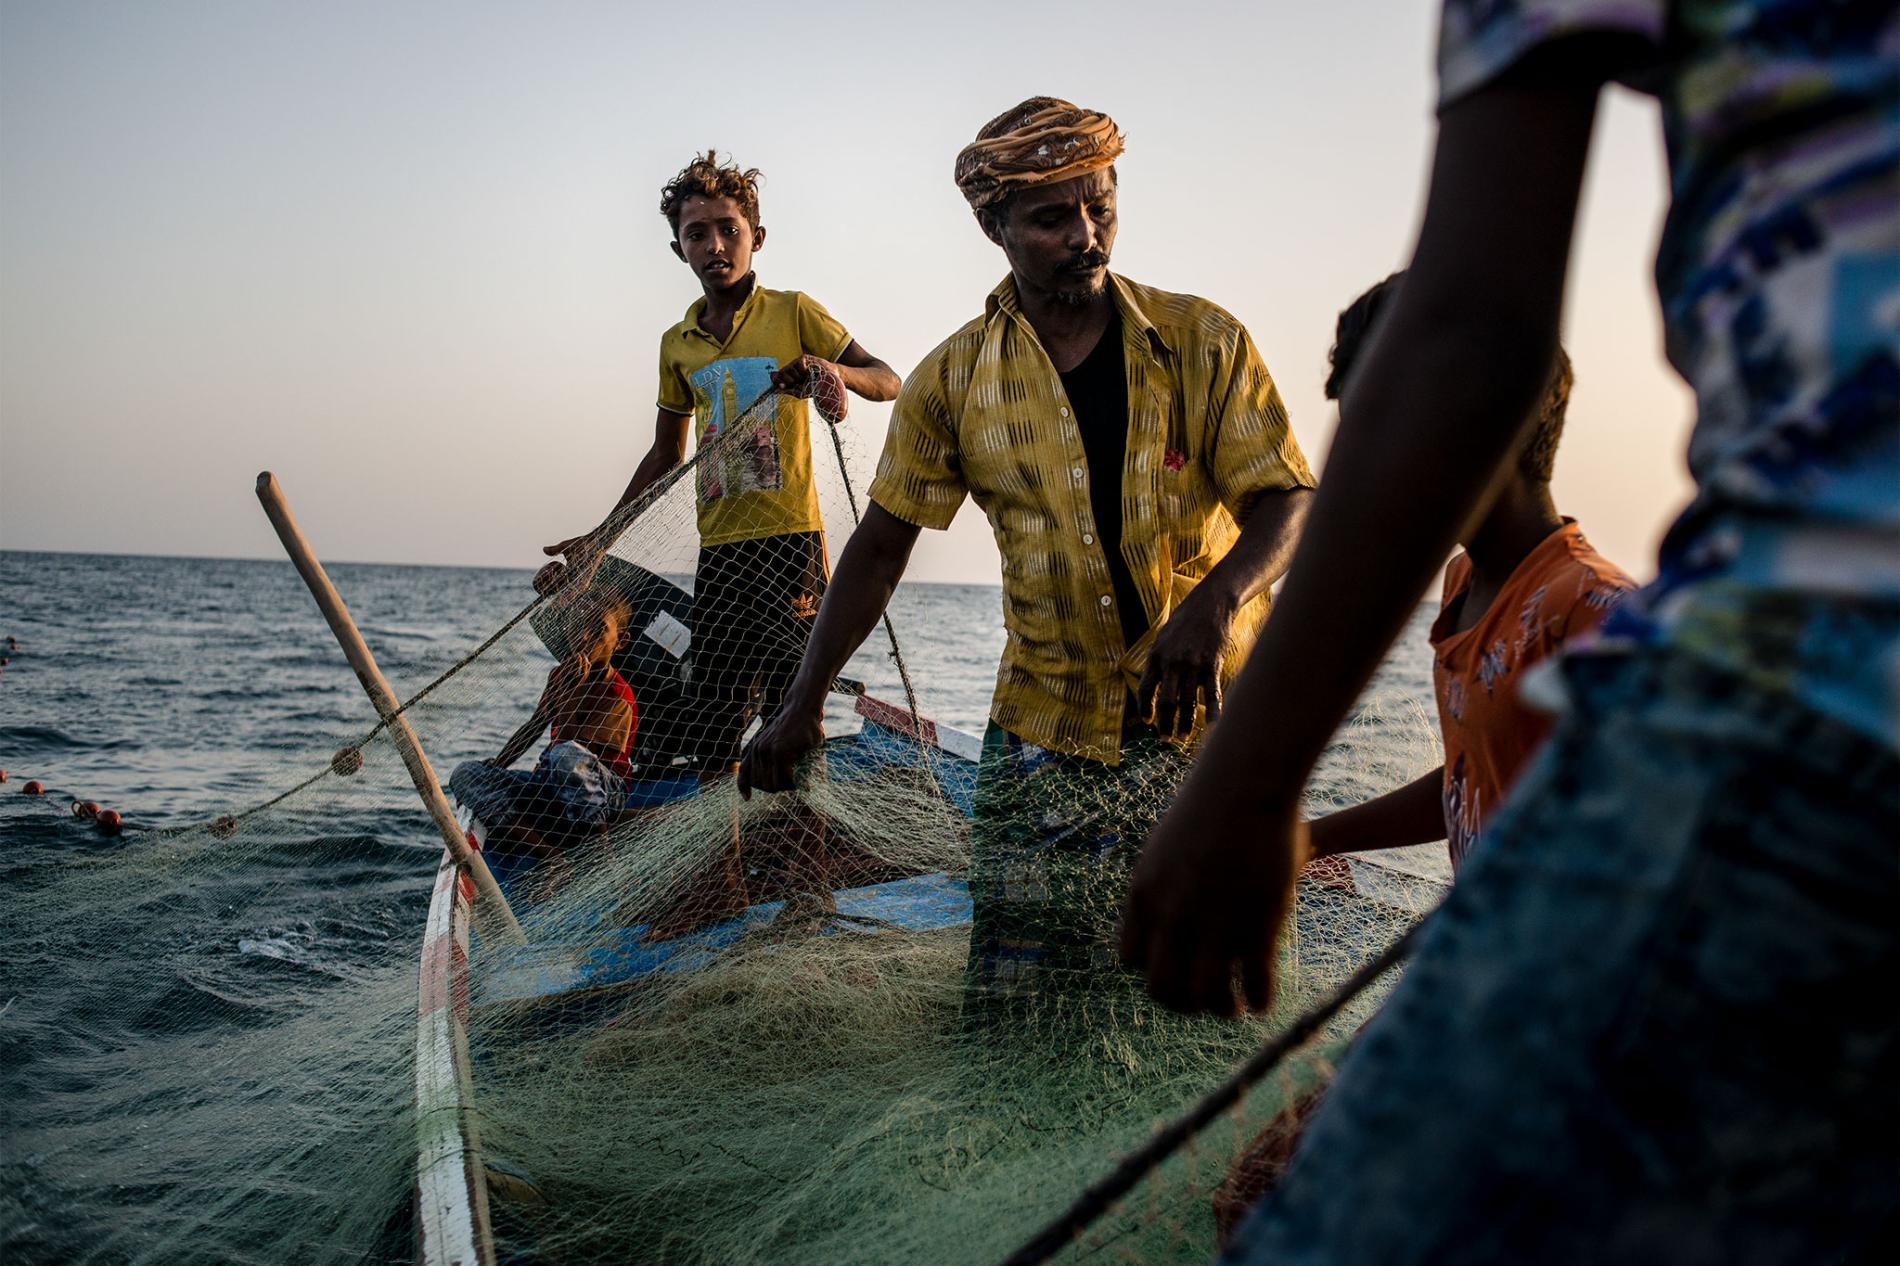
1082 533 1094 545
1059 406 1070 418
1072 467 1085 480
1099 595 1112 607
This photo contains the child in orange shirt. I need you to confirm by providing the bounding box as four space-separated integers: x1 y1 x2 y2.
1211 273 1634 1240
1306 273 1634 872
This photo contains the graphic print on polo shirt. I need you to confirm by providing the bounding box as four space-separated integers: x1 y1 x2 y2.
691 356 782 503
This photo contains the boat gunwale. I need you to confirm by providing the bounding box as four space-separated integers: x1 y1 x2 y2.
414 830 493 1266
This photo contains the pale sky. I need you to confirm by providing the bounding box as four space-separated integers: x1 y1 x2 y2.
0 0 1694 585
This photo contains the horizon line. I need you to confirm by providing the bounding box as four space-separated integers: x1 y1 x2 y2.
0 544 1006 586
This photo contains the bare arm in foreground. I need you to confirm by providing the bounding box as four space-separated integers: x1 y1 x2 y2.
1121 51 1612 1017
738 503 923 797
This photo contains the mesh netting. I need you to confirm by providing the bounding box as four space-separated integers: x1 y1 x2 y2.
0 391 1444 1265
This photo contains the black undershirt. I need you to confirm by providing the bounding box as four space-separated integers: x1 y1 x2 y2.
1058 311 1148 651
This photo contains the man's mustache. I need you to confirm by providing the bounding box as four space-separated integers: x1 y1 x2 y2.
1062 251 1111 272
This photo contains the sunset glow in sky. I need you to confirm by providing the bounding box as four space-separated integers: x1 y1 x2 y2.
0 0 1695 585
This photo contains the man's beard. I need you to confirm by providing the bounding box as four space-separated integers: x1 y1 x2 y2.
1050 253 1110 307
1050 282 1103 308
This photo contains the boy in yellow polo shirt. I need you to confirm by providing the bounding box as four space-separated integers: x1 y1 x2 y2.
538 151 900 930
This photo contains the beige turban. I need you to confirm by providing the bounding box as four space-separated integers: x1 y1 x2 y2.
953 96 1125 211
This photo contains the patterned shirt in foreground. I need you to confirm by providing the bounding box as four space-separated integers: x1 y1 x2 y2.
1439 0 1900 746
869 274 1315 762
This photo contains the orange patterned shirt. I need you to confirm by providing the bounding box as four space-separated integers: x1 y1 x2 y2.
1432 521 1635 867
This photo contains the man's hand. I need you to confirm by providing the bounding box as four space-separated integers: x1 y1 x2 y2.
1120 785 1305 1016
772 355 848 424
535 533 604 597
1137 584 1237 738
736 701 826 800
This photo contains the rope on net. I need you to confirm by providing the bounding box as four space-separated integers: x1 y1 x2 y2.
997 915 1430 1266
169 384 878 839
821 418 930 744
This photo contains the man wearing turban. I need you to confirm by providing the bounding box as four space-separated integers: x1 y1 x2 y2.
741 97 1315 1023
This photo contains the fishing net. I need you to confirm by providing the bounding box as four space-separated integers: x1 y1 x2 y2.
0 386 1446 1265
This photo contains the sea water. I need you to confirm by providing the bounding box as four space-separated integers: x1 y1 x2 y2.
0 549 1442 1261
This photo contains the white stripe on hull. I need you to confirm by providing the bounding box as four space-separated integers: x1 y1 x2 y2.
415 836 493 1266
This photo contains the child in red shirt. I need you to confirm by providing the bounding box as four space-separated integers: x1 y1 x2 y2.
448 592 640 871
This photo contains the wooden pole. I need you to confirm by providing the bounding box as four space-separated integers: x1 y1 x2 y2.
255 472 526 946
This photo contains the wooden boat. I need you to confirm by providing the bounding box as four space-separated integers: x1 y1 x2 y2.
251 475 1443 1265
410 689 1447 1264
412 687 982 1266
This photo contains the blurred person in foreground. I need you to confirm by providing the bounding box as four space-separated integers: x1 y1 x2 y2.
740 97 1315 1023
1123 1 1898 1261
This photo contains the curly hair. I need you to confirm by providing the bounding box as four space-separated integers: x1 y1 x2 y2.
1516 345 1574 484
1326 271 1574 484
659 150 763 236
568 589 634 677
1323 272 1403 403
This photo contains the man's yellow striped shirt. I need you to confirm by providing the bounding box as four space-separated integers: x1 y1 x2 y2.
869 274 1314 762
